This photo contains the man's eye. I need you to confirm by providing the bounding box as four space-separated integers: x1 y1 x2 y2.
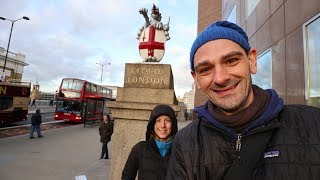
227 58 238 64
199 67 209 73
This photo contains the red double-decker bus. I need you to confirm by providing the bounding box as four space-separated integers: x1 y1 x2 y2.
54 78 113 124
0 81 31 126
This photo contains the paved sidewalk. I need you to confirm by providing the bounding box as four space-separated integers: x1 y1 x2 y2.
0 120 192 180
0 124 108 180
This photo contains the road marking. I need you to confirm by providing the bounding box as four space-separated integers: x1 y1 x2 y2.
0 120 65 130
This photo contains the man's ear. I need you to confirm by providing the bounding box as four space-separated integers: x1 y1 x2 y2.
248 49 257 74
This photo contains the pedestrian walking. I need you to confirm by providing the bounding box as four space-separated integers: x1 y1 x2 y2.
122 105 178 180
99 114 114 159
167 20 320 179
30 99 36 107
29 109 43 139
49 99 54 106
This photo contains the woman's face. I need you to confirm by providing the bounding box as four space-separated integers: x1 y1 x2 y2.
103 115 109 122
154 115 172 141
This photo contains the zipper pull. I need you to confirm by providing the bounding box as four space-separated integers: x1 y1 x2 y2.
236 134 242 152
236 134 242 164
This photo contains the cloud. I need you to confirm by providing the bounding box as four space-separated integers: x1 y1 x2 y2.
0 0 198 97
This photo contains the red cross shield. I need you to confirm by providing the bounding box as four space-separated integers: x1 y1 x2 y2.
138 25 166 62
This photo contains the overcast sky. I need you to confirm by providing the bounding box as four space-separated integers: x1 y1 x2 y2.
0 0 197 98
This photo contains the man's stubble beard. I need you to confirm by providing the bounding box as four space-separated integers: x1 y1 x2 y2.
202 76 253 114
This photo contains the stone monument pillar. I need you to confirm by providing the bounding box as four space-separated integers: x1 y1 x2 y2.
107 63 180 180
31 82 40 100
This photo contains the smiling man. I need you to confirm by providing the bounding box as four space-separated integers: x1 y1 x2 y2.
167 21 320 180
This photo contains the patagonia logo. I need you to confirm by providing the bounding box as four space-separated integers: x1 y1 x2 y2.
264 150 280 158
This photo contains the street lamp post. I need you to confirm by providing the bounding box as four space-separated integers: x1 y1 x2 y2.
96 62 111 85
0 16 30 75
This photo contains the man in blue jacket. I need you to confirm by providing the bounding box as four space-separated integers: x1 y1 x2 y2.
29 109 43 139
167 21 320 179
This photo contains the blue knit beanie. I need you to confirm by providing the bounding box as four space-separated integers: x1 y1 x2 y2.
190 21 251 71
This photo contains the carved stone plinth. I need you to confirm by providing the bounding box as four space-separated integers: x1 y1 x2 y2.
107 63 180 180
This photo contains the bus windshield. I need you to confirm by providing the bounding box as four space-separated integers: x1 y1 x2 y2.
56 100 81 113
61 79 84 90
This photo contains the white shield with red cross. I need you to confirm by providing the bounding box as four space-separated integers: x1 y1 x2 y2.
139 25 166 62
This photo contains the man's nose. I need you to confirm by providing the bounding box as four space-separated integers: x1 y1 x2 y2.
213 65 230 85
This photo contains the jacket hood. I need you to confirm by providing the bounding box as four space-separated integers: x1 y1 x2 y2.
146 105 178 141
194 88 284 139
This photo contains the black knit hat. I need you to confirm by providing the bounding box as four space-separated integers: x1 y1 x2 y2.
145 105 178 141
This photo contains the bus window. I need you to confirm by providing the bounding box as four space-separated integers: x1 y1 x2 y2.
91 84 97 93
56 101 64 111
56 100 81 112
97 86 102 94
67 101 81 112
62 79 71 89
62 79 84 90
86 83 91 92
72 80 84 90
0 97 13 110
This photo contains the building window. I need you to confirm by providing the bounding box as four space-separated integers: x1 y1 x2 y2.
222 0 228 11
246 0 261 17
227 5 236 24
252 49 272 89
304 13 320 107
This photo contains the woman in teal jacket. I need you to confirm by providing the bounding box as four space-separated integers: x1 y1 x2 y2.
121 105 178 180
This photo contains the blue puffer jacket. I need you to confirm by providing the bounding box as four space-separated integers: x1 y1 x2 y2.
167 89 320 180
